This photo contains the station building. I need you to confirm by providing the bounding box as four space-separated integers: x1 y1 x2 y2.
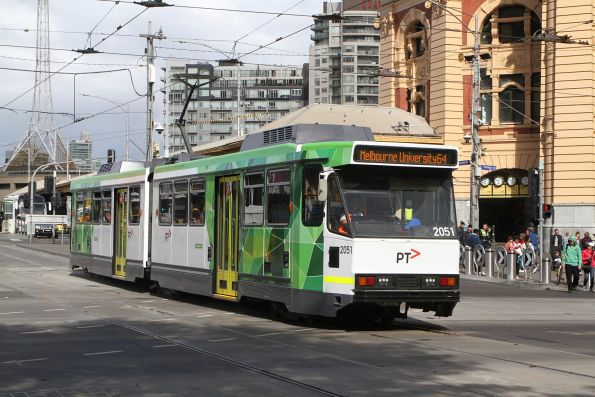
377 0 595 241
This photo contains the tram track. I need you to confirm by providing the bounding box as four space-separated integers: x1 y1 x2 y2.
107 320 347 397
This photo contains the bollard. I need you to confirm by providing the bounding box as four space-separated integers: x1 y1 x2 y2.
541 257 551 285
465 246 473 275
506 252 516 280
484 248 494 278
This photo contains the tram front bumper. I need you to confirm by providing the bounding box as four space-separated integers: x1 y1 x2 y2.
352 288 460 304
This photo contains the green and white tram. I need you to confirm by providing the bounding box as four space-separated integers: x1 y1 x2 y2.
71 124 460 319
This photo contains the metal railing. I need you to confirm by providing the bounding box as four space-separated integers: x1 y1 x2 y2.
460 244 551 284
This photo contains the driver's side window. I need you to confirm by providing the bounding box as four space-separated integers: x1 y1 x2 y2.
327 176 350 236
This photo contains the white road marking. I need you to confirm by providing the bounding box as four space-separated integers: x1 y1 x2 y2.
82 305 101 309
9 239 21 242
208 338 236 342
196 314 213 318
3 358 48 364
150 318 177 322
76 325 105 329
153 344 177 348
0 311 25 315
142 300 155 303
42 309 65 312
257 328 313 337
20 330 54 335
83 350 123 356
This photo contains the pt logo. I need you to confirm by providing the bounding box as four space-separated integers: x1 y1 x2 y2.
396 249 421 264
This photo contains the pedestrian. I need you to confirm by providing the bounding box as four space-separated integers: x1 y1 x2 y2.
479 223 492 248
0 211 4 233
466 228 484 275
504 236 515 253
550 228 563 265
457 221 466 245
581 232 592 250
563 237 582 292
513 236 526 278
527 227 539 256
584 242 595 291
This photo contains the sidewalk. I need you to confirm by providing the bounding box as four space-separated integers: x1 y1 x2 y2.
0 232 70 259
460 272 568 292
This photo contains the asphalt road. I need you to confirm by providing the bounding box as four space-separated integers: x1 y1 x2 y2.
1 243 595 397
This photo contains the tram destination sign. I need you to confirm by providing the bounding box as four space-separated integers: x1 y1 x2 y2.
353 145 458 167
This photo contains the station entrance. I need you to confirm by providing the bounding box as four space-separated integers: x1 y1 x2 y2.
478 169 531 242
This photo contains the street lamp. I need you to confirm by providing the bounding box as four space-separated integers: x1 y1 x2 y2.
80 94 130 161
29 161 69 245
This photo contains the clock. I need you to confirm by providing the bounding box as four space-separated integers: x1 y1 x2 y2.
493 176 504 187
521 176 529 186
480 177 490 187
507 176 517 186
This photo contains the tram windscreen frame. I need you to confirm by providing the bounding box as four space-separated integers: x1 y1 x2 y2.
332 166 457 239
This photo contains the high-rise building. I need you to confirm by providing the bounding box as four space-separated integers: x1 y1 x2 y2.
309 1 380 105
162 60 305 156
69 133 95 173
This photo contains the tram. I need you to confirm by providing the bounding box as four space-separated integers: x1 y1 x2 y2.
70 124 460 320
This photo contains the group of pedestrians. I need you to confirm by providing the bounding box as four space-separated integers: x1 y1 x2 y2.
457 222 494 276
550 229 595 293
502 227 540 279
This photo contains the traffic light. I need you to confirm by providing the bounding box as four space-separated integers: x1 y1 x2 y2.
543 204 552 219
44 175 55 195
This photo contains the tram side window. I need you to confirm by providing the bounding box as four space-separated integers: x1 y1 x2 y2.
159 182 173 226
244 172 264 226
83 192 92 224
174 180 188 226
76 193 84 223
302 165 324 226
92 192 102 224
267 169 291 226
129 186 141 225
102 191 112 224
189 179 205 226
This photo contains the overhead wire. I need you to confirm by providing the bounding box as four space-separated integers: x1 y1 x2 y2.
1 5 147 108
231 0 306 56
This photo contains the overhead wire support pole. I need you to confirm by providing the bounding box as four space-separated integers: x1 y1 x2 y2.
140 22 165 161
470 15 480 229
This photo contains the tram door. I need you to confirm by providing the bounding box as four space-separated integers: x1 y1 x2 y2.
113 188 127 277
215 175 239 298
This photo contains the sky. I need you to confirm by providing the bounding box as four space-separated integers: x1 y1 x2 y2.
0 0 323 164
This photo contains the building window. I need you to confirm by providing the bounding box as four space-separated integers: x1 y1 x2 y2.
481 6 541 45
405 21 426 59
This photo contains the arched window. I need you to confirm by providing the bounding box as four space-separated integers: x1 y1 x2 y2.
405 21 426 59
480 5 541 45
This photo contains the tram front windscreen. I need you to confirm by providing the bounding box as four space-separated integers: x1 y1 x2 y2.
334 167 457 239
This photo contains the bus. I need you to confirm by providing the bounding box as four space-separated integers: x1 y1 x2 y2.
70 124 460 320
